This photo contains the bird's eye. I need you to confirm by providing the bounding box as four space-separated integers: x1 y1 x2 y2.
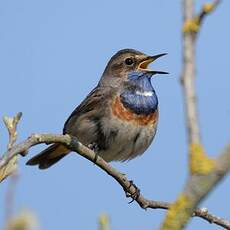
125 58 134 66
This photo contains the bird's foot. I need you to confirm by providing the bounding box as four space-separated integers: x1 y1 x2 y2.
125 180 140 203
88 143 99 163
88 142 99 152
93 153 99 163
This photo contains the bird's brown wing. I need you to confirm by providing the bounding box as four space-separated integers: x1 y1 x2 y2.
26 86 116 169
63 86 116 146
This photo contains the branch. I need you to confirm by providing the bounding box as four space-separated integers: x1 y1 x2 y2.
181 0 200 144
160 143 230 230
160 1 225 229
181 0 221 144
183 0 221 35
0 112 22 182
180 0 221 144
4 173 19 222
1 131 230 229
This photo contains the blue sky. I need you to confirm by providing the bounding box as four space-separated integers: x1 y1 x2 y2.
0 0 230 229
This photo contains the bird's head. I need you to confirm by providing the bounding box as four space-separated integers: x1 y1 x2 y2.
99 49 168 87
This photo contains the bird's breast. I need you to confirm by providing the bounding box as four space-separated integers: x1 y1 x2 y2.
112 96 158 126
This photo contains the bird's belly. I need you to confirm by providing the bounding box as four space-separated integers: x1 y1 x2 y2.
98 112 158 162
71 96 158 162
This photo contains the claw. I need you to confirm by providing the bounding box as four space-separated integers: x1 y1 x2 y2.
125 180 140 203
93 153 98 163
88 143 99 163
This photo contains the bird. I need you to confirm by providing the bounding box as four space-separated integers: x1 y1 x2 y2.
26 49 168 169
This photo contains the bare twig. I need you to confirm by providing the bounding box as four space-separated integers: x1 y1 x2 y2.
182 0 221 36
160 1 225 230
0 132 230 229
0 113 22 182
181 0 200 144
181 0 221 143
3 112 22 150
180 0 221 144
4 173 19 222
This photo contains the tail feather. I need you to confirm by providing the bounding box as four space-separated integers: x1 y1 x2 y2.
26 143 70 169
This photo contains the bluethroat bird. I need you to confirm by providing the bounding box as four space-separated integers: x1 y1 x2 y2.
26 49 168 169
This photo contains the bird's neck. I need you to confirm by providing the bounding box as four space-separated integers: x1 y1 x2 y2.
120 71 158 115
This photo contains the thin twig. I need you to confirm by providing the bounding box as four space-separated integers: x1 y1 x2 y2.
160 1 224 229
181 0 200 144
4 173 19 222
0 113 22 182
0 133 230 229
2 113 22 226
3 112 22 150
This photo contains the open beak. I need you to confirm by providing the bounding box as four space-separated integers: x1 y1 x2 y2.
138 53 169 75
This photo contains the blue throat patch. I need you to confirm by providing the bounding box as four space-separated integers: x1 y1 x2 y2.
120 71 158 115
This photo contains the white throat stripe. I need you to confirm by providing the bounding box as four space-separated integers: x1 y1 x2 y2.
136 91 153 97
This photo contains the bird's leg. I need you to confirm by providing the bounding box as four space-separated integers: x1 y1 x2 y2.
124 180 141 203
88 142 100 163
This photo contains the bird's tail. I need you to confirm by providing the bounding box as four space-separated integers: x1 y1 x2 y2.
26 143 70 169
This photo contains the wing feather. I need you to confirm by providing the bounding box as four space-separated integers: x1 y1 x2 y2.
63 86 115 135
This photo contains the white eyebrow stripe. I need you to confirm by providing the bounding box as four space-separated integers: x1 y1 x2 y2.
135 91 153 97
